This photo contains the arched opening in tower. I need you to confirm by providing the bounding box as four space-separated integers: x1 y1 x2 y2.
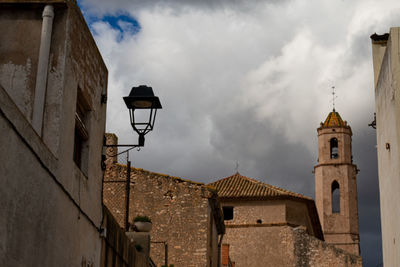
331 180 340 213
330 138 339 159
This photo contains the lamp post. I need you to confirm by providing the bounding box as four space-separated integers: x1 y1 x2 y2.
105 85 162 231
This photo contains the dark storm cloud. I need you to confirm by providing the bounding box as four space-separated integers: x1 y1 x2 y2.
209 106 315 194
352 127 382 266
209 86 382 266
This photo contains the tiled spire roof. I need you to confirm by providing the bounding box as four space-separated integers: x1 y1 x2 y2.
208 172 312 200
323 109 345 127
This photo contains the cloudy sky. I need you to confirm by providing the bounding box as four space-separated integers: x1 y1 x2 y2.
78 0 400 265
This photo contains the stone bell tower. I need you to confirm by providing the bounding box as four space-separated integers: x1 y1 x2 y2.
314 109 360 256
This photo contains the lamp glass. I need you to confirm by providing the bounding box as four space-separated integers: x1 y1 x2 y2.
132 100 153 108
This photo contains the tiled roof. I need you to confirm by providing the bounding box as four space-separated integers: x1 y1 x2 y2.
208 172 312 200
323 109 345 127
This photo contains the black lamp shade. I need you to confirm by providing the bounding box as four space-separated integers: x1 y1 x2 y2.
123 85 162 110
122 85 162 145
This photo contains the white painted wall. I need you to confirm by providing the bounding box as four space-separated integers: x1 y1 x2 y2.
372 27 400 267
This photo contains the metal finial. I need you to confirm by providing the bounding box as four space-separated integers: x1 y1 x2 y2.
331 86 337 111
235 161 239 173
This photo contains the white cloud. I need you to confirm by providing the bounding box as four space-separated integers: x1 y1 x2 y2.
83 1 400 265
86 0 400 176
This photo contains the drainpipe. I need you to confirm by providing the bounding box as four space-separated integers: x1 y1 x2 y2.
217 233 224 267
32 5 54 136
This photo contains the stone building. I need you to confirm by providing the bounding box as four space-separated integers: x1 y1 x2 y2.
104 134 225 267
0 1 142 267
314 110 361 255
208 110 362 267
370 28 400 267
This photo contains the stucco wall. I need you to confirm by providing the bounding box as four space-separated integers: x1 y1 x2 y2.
0 5 42 121
104 162 220 267
372 27 400 267
0 85 102 266
0 1 108 266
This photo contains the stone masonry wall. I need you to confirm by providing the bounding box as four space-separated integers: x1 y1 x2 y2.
224 225 294 267
104 162 217 267
223 225 361 267
292 227 362 267
222 199 318 238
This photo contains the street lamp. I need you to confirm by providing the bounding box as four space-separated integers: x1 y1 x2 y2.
123 85 162 146
104 85 162 231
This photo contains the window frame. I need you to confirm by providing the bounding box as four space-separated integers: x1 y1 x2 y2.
73 88 91 176
223 206 234 221
330 137 339 159
331 180 340 214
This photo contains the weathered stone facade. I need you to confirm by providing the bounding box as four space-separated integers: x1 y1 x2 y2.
371 28 400 267
223 225 361 267
104 134 225 267
0 0 109 266
209 173 362 267
0 2 145 267
223 199 323 235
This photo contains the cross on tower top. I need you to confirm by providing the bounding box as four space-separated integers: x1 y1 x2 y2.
235 161 239 173
331 86 338 111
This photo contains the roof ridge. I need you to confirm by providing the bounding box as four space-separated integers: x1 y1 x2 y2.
268 183 311 200
209 173 312 200
114 163 204 186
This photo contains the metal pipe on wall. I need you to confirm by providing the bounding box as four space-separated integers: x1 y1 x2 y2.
32 4 54 136
125 160 131 231
217 234 224 267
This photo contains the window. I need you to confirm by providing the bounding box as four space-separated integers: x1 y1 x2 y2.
330 138 339 159
332 181 340 213
73 89 91 175
223 206 234 220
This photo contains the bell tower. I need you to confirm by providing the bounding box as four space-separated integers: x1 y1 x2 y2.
314 109 360 256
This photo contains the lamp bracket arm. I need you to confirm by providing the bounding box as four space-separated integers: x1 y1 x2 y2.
104 144 141 147
103 144 141 157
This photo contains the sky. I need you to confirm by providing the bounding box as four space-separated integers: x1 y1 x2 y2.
78 0 400 265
